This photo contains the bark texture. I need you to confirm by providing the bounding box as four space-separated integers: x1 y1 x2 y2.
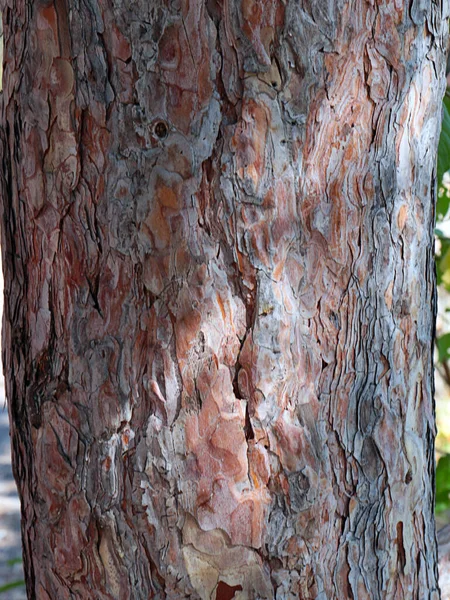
0 0 448 598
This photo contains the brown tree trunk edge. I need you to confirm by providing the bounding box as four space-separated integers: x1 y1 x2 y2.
0 1 448 599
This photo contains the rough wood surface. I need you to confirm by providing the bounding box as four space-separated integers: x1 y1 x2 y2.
0 1 448 598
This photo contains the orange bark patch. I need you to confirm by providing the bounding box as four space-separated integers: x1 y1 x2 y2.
384 281 394 311
145 206 171 249
50 58 74 98
159 25 181 71
397 204 408 230
175 246 192 275
142 256 165 295
239 0 281 67
196 397 220 440
210 418 247 478
232 99 268 193
230 500 254 546
37 4 58 33
167 86 195 133
156 184 179 209
216 292 226 322
248 442 270 486
111 23 131 62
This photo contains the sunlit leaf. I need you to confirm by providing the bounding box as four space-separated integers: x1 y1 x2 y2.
437 94 450 220
436 454 450 514
0 579 25 594
438 96 450 181
437 239 450 287
437 187 450 222
437 333 450 364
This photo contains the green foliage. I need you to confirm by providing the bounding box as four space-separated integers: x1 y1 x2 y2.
437 94 450 220
438 95 450 182
435 93 450 379
0 558 24 594
5 558 22 568
436 454 450 514
0 579 25 594
436 90 450 368
437 332 450 364
435 231 450 292
436 90 450 515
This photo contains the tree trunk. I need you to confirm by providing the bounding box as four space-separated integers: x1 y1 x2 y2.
0 1 447 598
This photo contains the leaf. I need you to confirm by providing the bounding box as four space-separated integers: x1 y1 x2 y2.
438 95 450 183
6 558 22 567
437 94 450 220
437 333 450 364
0 580 25 594
436 236 450 288
436 454 450 514
437 187 450 222
439 249 450 289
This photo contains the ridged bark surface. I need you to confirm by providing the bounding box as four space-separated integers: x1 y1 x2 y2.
0 1 448 598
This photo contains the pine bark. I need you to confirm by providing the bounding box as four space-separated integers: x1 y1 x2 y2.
0 1 448 598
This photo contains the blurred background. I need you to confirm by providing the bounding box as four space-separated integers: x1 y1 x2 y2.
431 82 450 599
0 269 26 598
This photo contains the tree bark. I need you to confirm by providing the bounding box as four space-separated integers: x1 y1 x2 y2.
0 1 448 598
